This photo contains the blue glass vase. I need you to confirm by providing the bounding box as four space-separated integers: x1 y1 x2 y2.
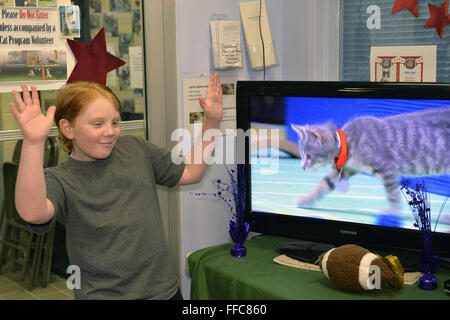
418 231 438 290
229 220 250 258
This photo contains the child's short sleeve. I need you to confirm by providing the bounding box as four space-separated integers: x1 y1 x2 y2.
28 217 55 234
45 171 67 223
145 140 185 188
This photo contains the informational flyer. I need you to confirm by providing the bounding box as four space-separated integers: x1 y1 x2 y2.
370 46 436 82
210 20 242 70
105 44 118 87
129 46 143 89
239 0 276 70
0 2 76 91
182 75 238 137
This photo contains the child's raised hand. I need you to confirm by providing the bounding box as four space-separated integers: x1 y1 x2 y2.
10 83 56 144
198 72 223 124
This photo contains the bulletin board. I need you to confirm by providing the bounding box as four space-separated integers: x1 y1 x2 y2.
79 0 146 122
0 0 146 126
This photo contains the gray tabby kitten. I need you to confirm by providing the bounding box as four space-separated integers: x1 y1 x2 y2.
291 107 450 215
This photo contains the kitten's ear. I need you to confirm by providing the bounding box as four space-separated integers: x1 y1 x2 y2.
291 124 307 139
303 129 324 146
291 124 323 145
311 128 324 146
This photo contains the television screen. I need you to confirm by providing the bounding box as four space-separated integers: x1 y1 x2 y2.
237 81 450 261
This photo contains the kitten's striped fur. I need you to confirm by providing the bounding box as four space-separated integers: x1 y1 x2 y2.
292 107 450 214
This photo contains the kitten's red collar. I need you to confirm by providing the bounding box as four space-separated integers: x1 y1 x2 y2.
335 129 348 169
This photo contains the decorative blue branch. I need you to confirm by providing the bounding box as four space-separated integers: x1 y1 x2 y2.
400 181 441 290
191 164 249 257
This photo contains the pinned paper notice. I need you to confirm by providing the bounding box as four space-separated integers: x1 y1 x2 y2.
239 0 277 70
210 20 242 70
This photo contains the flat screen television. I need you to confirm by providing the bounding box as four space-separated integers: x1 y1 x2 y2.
236 81 450 268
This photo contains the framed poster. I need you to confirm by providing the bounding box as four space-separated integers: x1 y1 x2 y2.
370 46 436 82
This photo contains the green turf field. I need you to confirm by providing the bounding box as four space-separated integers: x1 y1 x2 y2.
251 157 449 233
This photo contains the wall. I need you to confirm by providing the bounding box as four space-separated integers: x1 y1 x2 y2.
176 0 339 299
282 0 340 81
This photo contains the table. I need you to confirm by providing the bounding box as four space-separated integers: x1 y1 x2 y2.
187 235 450 300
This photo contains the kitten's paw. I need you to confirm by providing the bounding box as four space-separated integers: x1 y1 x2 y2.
296 196 316 208
380 207 401 216
376 211 402 228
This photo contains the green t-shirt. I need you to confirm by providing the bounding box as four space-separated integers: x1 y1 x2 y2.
30 135 185 300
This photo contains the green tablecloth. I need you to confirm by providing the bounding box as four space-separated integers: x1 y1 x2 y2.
188 235 450 300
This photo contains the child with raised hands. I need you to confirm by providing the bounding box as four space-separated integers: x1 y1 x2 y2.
10 73 222 300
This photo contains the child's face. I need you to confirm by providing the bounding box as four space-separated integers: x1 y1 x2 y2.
69 96 121 161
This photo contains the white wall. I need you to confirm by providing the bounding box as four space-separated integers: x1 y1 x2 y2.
176 0 339 299
281 0 339 81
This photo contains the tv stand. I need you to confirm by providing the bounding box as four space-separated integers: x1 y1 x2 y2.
277 239 450 272
188 235 450 299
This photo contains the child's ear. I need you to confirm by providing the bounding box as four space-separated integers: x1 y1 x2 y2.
59 119 74 140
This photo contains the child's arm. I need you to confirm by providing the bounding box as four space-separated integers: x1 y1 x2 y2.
10 84 56 224
178 72 223 185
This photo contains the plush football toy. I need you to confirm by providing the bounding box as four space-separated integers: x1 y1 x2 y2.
318 244 403 292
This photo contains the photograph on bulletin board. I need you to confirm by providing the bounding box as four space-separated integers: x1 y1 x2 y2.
59 5 81 38
0 50 67 82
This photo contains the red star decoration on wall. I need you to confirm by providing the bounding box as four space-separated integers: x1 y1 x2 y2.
67 28 125 84
424 0 449 37
391 0 419 18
